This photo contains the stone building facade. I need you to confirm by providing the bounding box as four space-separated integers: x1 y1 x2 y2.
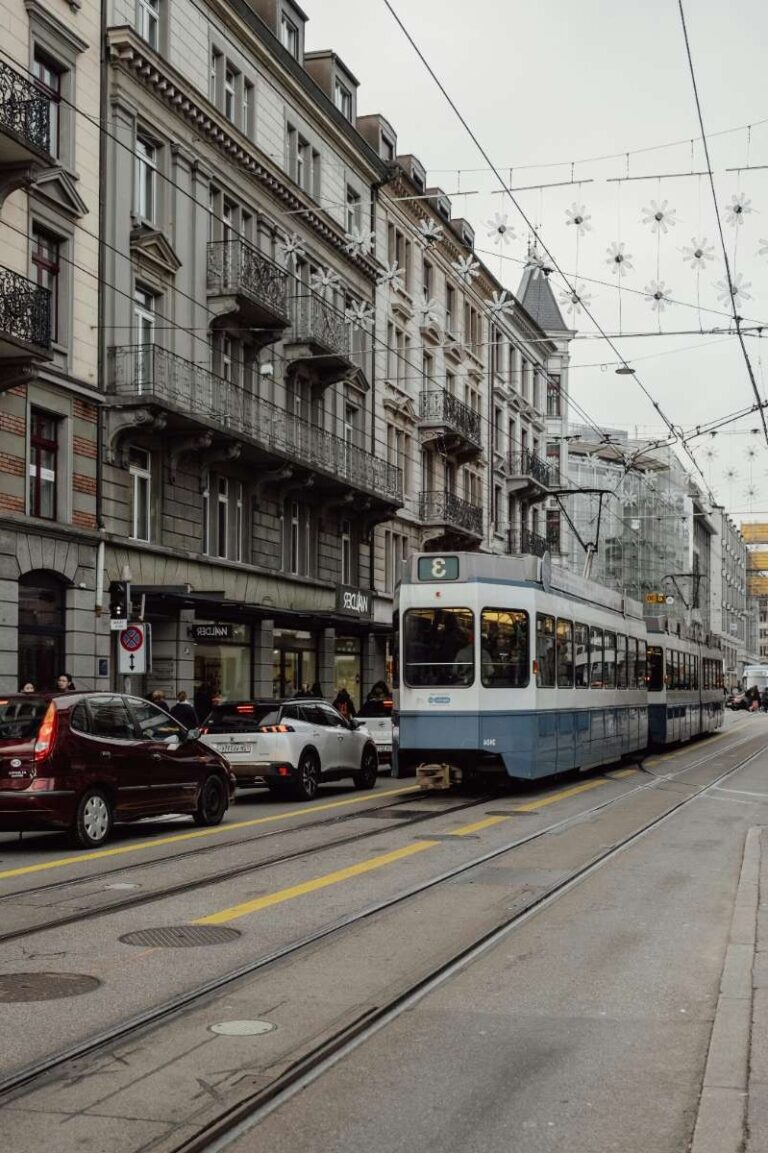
0 0 104 692
709 507 748 686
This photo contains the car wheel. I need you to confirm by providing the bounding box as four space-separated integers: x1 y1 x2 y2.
69 788 113 849
354 744 378 790
291 751 320 801
193 774 228 826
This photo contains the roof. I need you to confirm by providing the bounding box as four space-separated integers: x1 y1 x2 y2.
516 266 569 333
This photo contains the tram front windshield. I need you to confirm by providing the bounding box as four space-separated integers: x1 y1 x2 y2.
403 608 475 686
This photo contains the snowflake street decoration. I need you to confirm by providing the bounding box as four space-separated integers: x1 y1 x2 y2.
310 268 341 293
682 237 715 270
485 290 515 318
759 238 768 257
344 301 375 332
418 296 441 326
417 219 443 246
524 252 552 280
644 280 673 312
641 200 678 235
486 212 515 247
558 281 593 316
377 261 404 291
702 446 717 462
343 226 375 257
605 241 633 277
746 484 758 500
279 233 304 263
747 446 759 460
725 192 753 227
715 272 752 309
565 202 592 236
724 467 739 481
452 255 480 284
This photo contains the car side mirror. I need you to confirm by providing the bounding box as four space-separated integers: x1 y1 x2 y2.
184 727 201 742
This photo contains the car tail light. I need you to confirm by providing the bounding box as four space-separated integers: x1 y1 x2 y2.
200 726 209 735
34 703 57 763
259 724 294 733
277 765 291 776
236 704 255 714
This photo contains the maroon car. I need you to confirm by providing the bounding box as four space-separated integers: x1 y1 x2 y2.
0 692 236 848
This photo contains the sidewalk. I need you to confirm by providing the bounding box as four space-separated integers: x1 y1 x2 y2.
748 829 768 1151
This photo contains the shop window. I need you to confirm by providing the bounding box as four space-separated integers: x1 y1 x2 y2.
193 622 252 716
28 409 59 520
18 571 66 691
129 446 151 541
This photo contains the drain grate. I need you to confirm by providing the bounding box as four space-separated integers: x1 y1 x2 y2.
0 972 100 1002
119 925 241 948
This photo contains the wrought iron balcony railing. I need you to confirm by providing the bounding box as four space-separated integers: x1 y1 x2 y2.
207 240 290 324
506 525 555 558
290 295 350 360
0 60 50 155
0 266 51 349
419 490 483 538
419 389 482 449
108 345 402 505
508 448 553 488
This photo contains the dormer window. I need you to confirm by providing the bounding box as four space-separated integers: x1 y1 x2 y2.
281 13 299 58
334 80 352 121
381 136 395 162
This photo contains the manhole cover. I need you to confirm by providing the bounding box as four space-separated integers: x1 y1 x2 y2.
119 925 241 948
0 972 100 1002
210 1020 276 1036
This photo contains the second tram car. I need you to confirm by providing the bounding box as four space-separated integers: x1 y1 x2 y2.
393 552 724 784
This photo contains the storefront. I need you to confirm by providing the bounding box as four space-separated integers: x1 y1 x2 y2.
18 571 66 691
191 621 252 716
272 628 317 698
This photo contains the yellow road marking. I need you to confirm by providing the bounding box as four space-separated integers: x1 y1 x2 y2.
610 768 638 780
0 786 419 882
449 815 508 836
195 841 435 925
513 777 607 812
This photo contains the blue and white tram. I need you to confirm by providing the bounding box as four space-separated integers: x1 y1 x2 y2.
646 623 724 744
393 552 649 782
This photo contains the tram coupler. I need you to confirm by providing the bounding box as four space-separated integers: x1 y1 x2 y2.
416 763 461 791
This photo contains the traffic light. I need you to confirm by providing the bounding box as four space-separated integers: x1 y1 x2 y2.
109 580 129 620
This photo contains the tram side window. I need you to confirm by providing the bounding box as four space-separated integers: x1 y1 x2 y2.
616 634 628 688
665 649 674 689
481 608 529 688
574 623 589 688
693 655 699 690
637 639 647 687
647 645 663 691
556 618 574 687
703 658 711 690
589 626 604 688
402 607 474 686
604 630 617 689
536 614 556 687
717 661 724 689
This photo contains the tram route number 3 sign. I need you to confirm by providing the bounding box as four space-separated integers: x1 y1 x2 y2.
117 623 152 675
418 555 459 582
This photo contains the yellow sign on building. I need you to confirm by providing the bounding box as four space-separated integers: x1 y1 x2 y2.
741 523 768 544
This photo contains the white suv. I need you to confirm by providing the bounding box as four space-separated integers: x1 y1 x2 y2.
199 698 378 801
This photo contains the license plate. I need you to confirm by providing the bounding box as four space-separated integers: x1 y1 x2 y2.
219 744 251 755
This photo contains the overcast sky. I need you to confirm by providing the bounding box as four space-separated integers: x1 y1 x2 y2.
304 0 768 522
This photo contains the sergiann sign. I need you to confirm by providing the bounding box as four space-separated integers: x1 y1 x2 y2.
191 623 234 641
336 585 373 618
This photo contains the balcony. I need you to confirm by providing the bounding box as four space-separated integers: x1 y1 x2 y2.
418 390 483 460
0 60 51 193
284 295 352 379
419 490 483 546
506 525 555 558
0 266 51 376
207 240 290 343
108 345 402 509
507 448 553 499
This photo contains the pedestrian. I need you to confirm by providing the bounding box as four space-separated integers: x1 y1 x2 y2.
194 683 213 722
20 682 35 693
761 687 768 713
294 683 313 699
150 688 169 712
310 681 323 698
332 687 355 720
366 680 391 702
170 690 198 728
56 673 75 692
749 685 761 712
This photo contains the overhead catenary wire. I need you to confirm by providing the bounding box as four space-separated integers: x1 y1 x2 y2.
676 0 768 448
380 0 714 501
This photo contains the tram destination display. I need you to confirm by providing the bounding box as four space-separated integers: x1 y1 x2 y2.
417 556 459 582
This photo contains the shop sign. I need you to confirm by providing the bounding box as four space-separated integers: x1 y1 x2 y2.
336 585 373 619
191 623 234 641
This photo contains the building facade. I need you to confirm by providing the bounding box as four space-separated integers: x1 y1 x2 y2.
709 507 748 687
0 0 103 692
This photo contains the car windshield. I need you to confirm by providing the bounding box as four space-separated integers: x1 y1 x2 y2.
357 699 393 718
204 703 279 733
0 698 49 743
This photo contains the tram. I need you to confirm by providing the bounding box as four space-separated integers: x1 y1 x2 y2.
393 552 724 784
646 622 724 744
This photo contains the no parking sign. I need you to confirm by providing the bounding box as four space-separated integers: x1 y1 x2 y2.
117 623 151 674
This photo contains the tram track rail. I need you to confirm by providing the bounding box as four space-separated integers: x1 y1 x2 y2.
0 723 762 1115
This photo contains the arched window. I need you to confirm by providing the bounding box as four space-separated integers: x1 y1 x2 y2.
18 572 66 691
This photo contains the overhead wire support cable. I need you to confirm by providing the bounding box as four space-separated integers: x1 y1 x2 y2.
381 0 713 497
676 0 768 448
